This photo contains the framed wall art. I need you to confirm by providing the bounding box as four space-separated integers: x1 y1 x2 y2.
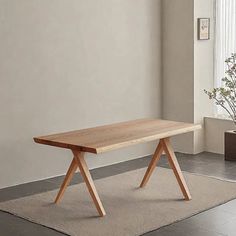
198 18 210 40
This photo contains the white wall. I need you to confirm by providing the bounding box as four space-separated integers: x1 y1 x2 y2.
193 0 215 153
162 0 215 154
205 117 235 154
0 0 162 188
162 0 195 153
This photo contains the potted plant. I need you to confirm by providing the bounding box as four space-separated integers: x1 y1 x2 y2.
204 53 236 161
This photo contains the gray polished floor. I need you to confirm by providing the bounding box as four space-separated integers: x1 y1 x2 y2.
1 152 236 236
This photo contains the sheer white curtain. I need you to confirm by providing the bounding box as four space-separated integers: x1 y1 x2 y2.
215 0 236 116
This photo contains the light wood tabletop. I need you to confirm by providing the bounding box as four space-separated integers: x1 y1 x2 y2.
34 118 201 217
34 118 201 154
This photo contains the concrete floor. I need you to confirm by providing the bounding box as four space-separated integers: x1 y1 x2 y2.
1 152 236 236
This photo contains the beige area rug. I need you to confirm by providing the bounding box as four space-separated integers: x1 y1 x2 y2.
1 167 236 236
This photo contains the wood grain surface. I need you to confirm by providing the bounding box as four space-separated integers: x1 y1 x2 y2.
34 119 201 154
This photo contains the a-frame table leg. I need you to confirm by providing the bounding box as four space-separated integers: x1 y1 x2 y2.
162 138 191 200
72 150 106 217
140 138 191 200
140 140 164 187
54 157 78 203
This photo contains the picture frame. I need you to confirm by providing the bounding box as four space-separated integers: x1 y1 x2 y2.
198 18 210 40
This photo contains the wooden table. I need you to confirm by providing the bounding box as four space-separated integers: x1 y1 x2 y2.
34 118 201 217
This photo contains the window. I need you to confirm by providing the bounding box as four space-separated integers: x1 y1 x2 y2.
214 0 236 116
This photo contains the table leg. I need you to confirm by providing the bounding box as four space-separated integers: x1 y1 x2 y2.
140 138 191 200
72 150 106 217
54 157 78 203
140 140 164 187
162 138 191 200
